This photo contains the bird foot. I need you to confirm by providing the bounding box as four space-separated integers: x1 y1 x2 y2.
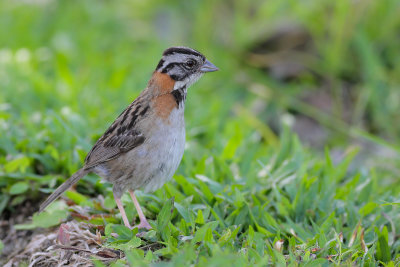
132 220 152 230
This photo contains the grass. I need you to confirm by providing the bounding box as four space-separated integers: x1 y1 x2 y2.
0 0 399 266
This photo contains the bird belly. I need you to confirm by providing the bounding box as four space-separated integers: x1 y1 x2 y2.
140 127 185 193
99 107 186 196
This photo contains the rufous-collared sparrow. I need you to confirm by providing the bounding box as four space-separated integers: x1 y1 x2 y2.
39 47 218 229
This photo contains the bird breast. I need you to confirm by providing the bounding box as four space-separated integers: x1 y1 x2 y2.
138 106 186 192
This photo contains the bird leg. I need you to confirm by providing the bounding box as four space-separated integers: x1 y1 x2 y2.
114 195 131 228
129 190 152 230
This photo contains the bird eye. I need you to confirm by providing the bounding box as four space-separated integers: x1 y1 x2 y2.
185 59 196 69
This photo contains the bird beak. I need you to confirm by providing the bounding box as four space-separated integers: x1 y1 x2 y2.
200 59 219 72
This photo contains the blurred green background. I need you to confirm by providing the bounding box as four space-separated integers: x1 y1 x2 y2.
0 0 399 265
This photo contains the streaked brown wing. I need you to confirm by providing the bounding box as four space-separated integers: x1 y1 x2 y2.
84 129 145 169
84 102 148 169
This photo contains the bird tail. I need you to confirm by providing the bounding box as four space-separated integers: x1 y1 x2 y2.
39 168 90 213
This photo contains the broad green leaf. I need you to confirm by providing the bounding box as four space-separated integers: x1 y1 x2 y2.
174 202 191 222
65 190 93 207
204 228 214 243
14 201 68 229
125 249 147 265
4 156 31 173
93 260 107 267
105 223 113 236
156 197 175 241
192 221 218 244
9 182 29 195
106 236 141 250
375 226 391 263
359 202 378 216
104 195 116 209
111 225 133 241
0 195 10 215
195 209 205 225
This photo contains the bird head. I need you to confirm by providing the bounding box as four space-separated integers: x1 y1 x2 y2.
155 46 218 91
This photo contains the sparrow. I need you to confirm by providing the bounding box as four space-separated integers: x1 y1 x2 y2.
39 46 218 229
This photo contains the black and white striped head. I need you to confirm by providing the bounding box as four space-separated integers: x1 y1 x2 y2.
156 46 218 89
